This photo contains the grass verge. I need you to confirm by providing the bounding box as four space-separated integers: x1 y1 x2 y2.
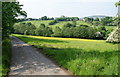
1 38 11 77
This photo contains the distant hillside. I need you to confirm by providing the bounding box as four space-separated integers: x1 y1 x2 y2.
80 15 110 19
88 15 110 19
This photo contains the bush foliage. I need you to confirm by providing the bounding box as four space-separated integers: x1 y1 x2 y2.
14 22 110 39
2 38 11 77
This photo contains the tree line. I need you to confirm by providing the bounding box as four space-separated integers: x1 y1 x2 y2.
17 16 79 22
14 22 110 39
83 17 117 26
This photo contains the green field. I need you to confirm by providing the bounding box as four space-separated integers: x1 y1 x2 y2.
16 20 90 28
12 34 119 75
15 20 117 31
97 26 117 31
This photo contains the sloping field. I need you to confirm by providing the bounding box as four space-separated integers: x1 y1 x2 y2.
15 20 90 28
15 20 117 31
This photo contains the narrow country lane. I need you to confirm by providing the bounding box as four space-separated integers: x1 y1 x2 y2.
9 36 71 76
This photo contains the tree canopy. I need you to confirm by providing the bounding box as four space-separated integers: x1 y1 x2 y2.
115 0 120 7
2 2 27 39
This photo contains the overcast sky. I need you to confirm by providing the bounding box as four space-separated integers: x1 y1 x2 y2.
18 0 118 18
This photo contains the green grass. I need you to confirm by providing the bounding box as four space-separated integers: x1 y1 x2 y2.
76 21 90 26
1 38 11 77
12 34 119 75
49 21 73 29
97 26 117 31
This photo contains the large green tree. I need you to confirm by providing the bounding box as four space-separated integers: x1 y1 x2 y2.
53 26 62 37
2 2 27 39
100 17 114 26
2 1 27 76
35 24 53 36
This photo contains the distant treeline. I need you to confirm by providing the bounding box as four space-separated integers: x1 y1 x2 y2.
14 22 112 39
83 17 118 26
17 16 79 22
18 16 117 27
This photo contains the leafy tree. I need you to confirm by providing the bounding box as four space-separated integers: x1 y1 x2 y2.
53 26 62 37
73 26 97 39
26 23 36 35
112 17 119 26
55 16 79 21
62 27 74 37
72 17 79 21
35 24 45 36
84 17 93 23
17 23 26 34
47 17 54 20
92 21 101 26
49 20 57 25
35 24 53 36
72 20 77 27
40 24 45 28
87 27 97 39
41 16 48 20
14 24 21 34
43 27 53 36
97 26 107 39
35 27 43 36
94 18 99 21
2 2 27 39
61 24 97 39
14 22 36 35
115 0 120 7
63 23 75 28
72 27 81 38
100 17 113 26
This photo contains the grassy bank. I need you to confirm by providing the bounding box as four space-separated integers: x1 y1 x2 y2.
12 34 119 75
1 38 11 77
